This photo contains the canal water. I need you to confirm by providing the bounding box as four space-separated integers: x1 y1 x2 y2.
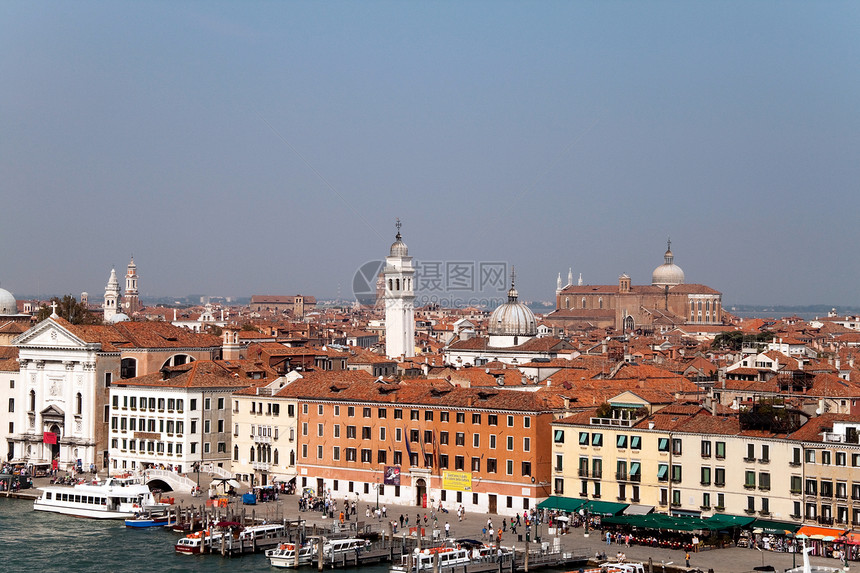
0 497 391 573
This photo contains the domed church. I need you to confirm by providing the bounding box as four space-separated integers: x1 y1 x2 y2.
488 269 537 347
444 268 577 367
546 240 722 334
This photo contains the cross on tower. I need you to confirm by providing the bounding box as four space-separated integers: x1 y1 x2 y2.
667 237 672 251
510 266 516 287
395 218 402 232
50 301 58 317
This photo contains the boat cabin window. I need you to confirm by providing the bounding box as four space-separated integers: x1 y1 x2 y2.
46 492 52 500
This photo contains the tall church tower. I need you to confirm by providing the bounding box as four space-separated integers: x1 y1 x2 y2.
384 220 415 360
103 268 120 321
123 257 140 314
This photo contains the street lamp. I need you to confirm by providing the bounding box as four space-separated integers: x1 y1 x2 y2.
374 479 380 511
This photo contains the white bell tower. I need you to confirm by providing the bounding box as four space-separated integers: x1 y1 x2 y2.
103 268 120 321
384 220 415 360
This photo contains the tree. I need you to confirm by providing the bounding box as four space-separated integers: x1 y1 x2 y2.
711 330 773 351
36 295 103 325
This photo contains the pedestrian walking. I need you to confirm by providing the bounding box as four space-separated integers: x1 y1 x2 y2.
445 522 450 538
685 552 690 567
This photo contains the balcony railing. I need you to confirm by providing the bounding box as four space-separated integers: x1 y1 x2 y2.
253 435 272 444
589 417 633 427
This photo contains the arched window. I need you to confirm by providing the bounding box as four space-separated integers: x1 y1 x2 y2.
273 449 279 465
29 390 35 412
388 279 393 290
598 297 603 309
120 357 137 379
250 447 255 462
233 445 239 461
396 278 400 290
289 450 295 466
75 393 82 416
564 297 570 309
581 298 587 309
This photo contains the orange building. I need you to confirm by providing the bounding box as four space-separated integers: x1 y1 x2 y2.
279 372 566 516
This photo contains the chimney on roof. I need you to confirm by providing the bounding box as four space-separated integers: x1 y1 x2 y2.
648 421 655 430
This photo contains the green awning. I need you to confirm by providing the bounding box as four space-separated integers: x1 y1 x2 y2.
536 496 586 512
603 513 757 532
704 514 756 530
581 500 628 516
751 519 801 535
603 513 704 531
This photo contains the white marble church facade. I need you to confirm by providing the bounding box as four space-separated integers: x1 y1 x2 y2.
8 312 118 471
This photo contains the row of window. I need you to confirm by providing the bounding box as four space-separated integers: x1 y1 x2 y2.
110 438 188 455
298 444 533 475
110 417 189 434
112 396 191 412
799 478 860 499
569 432 860 469
299 403 531 428
302 424 531 451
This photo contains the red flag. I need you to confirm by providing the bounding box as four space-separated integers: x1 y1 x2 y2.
43 432 57 444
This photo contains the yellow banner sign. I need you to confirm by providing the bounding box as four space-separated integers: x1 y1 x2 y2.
442 471 472 492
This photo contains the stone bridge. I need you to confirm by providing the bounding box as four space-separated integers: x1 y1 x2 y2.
143 468 197 493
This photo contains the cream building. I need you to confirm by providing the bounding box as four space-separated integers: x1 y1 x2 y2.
231 375 300 488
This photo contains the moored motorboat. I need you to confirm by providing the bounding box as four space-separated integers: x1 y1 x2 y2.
175 522 286 555
265 541 315 568
124 513 171 528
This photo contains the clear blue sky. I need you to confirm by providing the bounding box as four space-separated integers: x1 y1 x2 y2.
2 1 858 307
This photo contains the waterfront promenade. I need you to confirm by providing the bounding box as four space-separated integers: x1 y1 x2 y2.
12 471 849 573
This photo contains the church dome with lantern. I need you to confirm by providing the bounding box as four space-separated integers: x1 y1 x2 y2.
651 240 685 287
488 269 536 347
389 231 408 257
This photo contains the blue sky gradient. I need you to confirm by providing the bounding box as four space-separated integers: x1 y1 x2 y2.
2 2 858 306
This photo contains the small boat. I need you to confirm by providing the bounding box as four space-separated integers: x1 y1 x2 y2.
175 529 221 554
266 542 315 568
124 513 171 528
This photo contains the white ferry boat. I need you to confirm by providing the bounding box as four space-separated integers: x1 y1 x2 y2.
33 474 165 519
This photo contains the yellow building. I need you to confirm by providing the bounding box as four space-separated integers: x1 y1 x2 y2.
552 406 802 524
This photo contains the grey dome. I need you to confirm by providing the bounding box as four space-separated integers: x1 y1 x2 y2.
0 287 17 315
389 231 408 257
108 312 130 323
652 245 685 287
489 282 537 337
